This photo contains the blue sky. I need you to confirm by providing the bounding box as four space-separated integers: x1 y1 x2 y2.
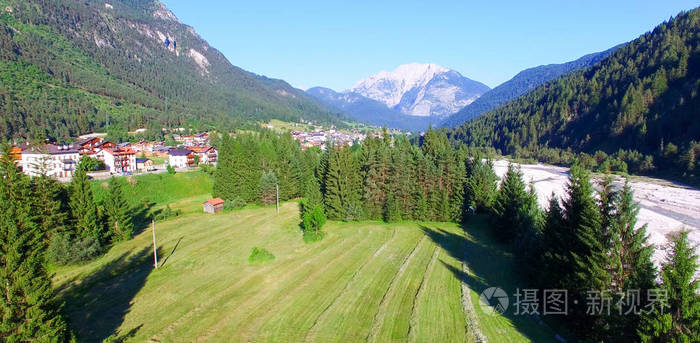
161 0 698 90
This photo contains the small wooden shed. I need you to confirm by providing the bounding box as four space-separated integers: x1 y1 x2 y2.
203 198 225 214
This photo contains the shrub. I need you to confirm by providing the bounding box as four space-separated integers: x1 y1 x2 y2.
155 204 181 221
166 165 176 175
302 204 326 232
47 233 102 265
249 247 275 263
200 164 216 176
224 197 246 210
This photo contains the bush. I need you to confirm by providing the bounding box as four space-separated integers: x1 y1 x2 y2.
166 165 176 175
155 204 181 221
224 197 246 211
47 233 102 265
302 204 327 232
200 163 216 176
248 247 275 263
78 156 106 171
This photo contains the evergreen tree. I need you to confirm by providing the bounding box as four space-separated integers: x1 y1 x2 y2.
259 170 278 206
639 231 699 342
31 175 69 239
538 194 568 288
492 164 529 242
383 193 402 223
322 145 362 221
105 177 134 242
562 164 610 337
608 180 656 342
0 146 71 341
213 133 237 201
464 156 498 215
69 165 103 243
361 137 390 220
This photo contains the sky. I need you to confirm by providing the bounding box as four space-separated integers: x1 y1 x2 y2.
161 0 698 91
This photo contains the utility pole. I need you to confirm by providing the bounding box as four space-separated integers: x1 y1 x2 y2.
276 184 280 215
152 220 159 269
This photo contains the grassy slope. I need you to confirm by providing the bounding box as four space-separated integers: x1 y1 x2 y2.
53 195 560 342
90 171 213 213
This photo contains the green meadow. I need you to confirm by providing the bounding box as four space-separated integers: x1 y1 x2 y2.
53 173 560 342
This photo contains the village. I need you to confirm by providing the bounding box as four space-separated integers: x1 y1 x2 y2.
6 123 387 181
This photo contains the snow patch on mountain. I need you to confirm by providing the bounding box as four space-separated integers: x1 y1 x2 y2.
351 63 490 117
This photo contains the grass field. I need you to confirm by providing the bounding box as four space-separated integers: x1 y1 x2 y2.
53 195 562 342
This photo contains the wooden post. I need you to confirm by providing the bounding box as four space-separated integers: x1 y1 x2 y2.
152 220 159 269
276 184 280 215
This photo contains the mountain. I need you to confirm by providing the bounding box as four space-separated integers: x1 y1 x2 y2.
306 87 439 131
352 63 490 117
0 0 339 142
446 8 700 183
440 46 621 127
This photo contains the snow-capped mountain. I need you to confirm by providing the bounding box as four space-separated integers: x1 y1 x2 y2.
351 63 490 117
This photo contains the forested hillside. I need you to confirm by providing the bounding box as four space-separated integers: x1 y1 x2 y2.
447 9 700 183
0 0 340 142
440 46 619 127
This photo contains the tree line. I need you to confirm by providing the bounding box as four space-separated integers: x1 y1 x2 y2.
213 127 698 341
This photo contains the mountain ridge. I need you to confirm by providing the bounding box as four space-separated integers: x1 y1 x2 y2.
440 45 622 127
0 0 340 142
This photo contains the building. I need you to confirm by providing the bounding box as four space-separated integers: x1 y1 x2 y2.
73 136 103 155
135 158 154 171
20 144 81 179
189 145 218 165
98 147 137 174
203 198 225 213
168 149 195 168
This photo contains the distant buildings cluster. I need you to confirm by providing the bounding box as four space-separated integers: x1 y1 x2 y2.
290 127 367 149
10 132 217 181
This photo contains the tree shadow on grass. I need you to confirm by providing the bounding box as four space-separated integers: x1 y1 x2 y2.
420 218 560 342
160 236 183 267
58 246 159 342
131 200 156 236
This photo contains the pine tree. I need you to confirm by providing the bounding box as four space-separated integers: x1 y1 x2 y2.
464 156 498 215
0 146 71 341
361 137 390 220
213 133 236 201
538 194 568 289
607 180 656 342
322 145 362 221
389 138 417 220
31 175 69 239
259 170 278 205
562 164 610 337
105 177 134 242
492 164 529 242
639 231 699 342
383 193 402 223
69 165 103 242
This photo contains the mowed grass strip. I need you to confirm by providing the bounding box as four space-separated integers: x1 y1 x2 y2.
254 225 394 342
367 236 435 343
306 225 424 342
197 225 385 341
409 225 469 343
